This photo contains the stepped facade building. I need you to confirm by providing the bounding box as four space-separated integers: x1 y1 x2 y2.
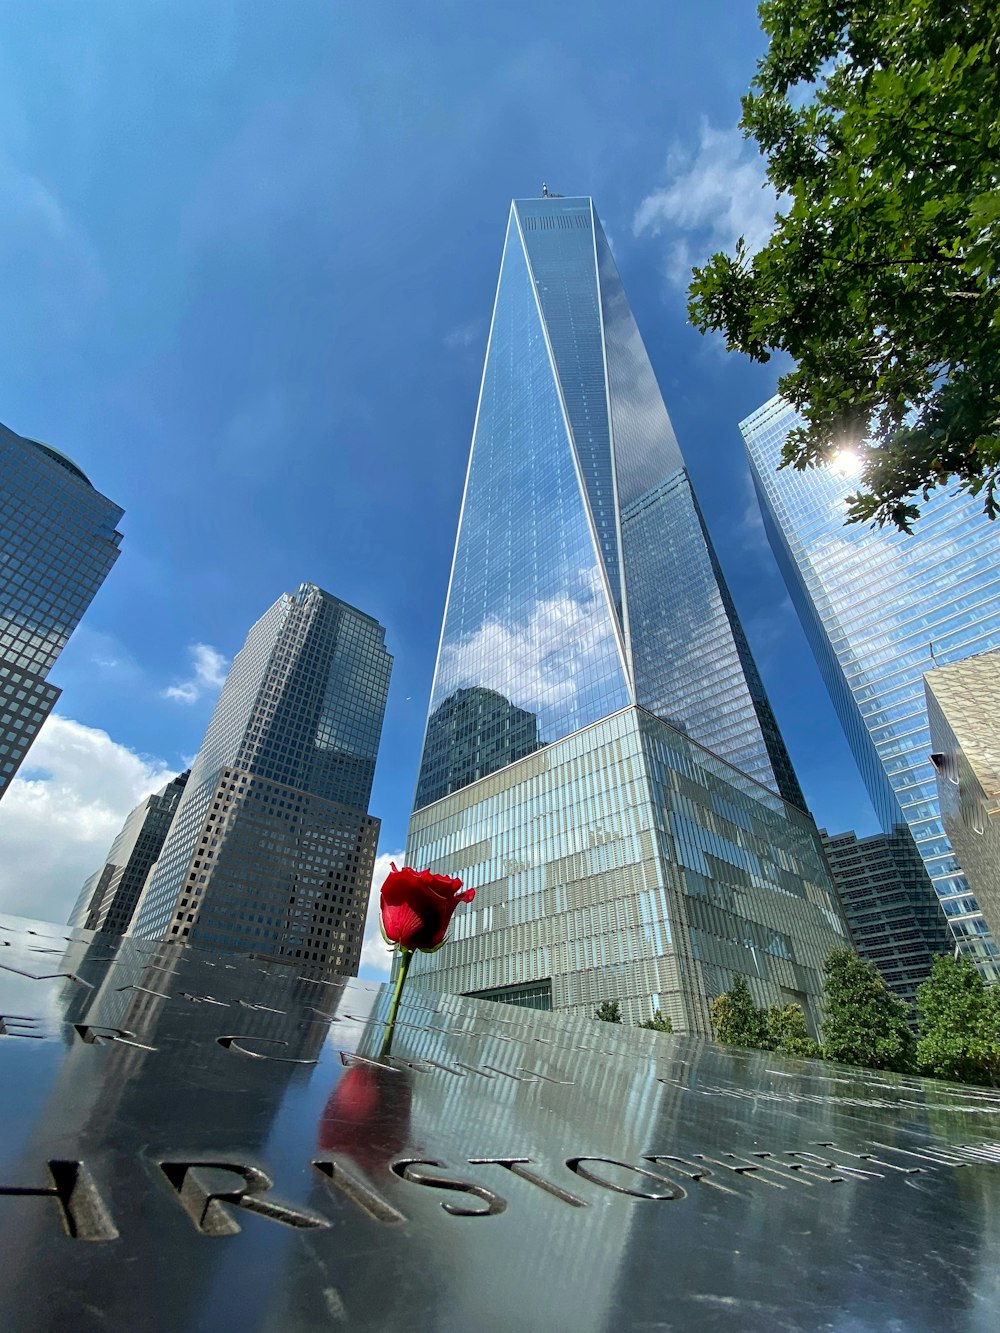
69 771 190 934
131 583 391 975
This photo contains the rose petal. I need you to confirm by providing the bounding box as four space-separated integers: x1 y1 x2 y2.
379 866 473 951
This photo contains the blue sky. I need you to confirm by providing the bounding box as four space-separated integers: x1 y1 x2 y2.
0 2 879 972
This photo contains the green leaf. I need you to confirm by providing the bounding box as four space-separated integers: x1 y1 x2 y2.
687 0 1000 531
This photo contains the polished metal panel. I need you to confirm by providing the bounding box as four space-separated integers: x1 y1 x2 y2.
926 652 1000 946
5 914 998 1331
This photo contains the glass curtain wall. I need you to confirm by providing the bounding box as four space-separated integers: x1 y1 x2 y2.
741 396 1000 978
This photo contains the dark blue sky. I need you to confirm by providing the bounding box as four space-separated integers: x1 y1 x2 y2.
0 2 879 934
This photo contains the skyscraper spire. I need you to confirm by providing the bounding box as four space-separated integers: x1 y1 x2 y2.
406 198 844 1031
415 196 803 811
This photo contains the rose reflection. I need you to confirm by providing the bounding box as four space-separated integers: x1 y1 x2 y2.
317 1062 413 1175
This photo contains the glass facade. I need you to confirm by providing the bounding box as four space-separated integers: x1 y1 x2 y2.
820 827 953 1008
409 706 847 1032
0 422 123 799
741 395 1000 978
68 770 190 934
415 198 802 812
131 584 392 976
406 197 845 1026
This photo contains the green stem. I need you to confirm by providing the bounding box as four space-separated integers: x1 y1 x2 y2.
380 948 412 1058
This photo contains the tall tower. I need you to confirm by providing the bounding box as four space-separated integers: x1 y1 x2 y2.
819 827 953 1007
405 197 848 1031
68 770 190 933
741 395 1000 980
0 422 123 800
131 584 392 975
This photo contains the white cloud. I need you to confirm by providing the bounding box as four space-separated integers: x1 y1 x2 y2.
444 320 483 353
435 567 620 721
162 642 228 705
0 715 176 924
634 121 783 286
358 851 405 980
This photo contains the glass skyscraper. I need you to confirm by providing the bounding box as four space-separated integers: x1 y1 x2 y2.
68 769 190 934
741 395 1000 979
405 197 848 1031
0 421 123 800
819 827 953 1007
416 196 803 811
131 583 392 975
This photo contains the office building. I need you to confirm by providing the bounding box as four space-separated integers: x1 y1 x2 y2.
131 583 392 975
741 396 1000 979
404 196 849 1032
0 422 123 799
68 770 190 933
926 650 1000 945
819 827 952 1007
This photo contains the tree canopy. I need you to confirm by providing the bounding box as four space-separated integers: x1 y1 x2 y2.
765 1003 822 1059
688 0 1000 531
916 955 1000 1085
594 999 622 1023
711 974 821 1057
638 1010 674 1033
821 949 915 1071
710 973 768 1048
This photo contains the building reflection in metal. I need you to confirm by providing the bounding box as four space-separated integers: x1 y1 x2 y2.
2 914 1000 1331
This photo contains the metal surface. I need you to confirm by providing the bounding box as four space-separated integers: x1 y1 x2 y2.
2 913 1000 1332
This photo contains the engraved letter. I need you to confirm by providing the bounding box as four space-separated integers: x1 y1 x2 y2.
159 1160 330 1235
565 1157 685 1200
0 1160 118 1240
391 1159 506 1216
313 1157 406 1225
469 1158 587 1207
216 1035 316 1064
74 1023 156 1052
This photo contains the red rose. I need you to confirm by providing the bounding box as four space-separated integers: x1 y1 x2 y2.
379 864 475 953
